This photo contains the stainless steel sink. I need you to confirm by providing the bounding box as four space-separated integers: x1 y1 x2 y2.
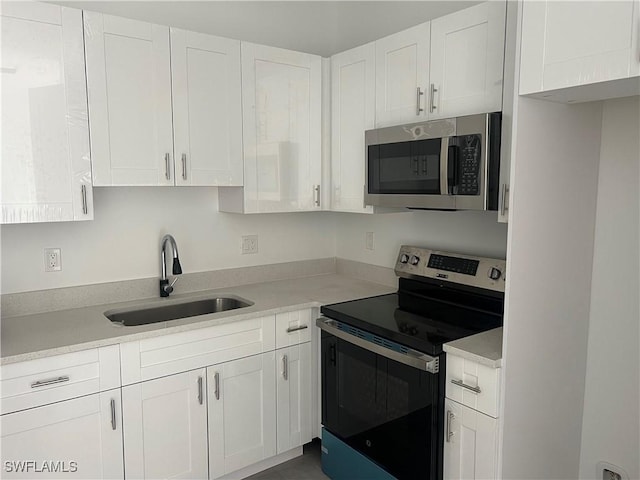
105 296 253 326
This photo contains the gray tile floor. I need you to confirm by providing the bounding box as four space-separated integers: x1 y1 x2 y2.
247 439 328 480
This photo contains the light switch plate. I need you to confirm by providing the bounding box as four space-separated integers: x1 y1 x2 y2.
241 235 258 254
365 232 375 251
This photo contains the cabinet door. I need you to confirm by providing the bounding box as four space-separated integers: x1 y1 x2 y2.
84 12 173 186
429 1 506 119
240 43 322 212
208 351 276 479
331 43 375 213
443 399 498 480
520 0 639 94
1 3 92 223
1 390 123 479
276 343 312 454
122 369 208 479
375 22 430 127
171 29 243 186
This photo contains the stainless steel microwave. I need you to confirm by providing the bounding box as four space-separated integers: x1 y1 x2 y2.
365 112 501 210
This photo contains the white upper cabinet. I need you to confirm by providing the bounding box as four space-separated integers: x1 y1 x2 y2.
170 29 243 186
1 3 93 223
331 43 376 213
429 1 506 119
375 23 431 127
84 12 174 186
519 0 640 101
219 43 322 213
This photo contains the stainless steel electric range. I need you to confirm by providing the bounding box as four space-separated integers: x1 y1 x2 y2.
317 246 506 480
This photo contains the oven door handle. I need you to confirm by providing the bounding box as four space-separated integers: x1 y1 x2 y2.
316 317 439 374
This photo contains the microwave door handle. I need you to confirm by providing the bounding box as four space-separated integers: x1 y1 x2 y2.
448 144 460 195
440 137 450 195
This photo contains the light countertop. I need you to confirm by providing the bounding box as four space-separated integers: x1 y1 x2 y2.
443 327 503 368
1 274 394 365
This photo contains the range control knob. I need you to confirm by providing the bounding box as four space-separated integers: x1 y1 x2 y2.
489 267 502 280
410 255 420 266
400 254 410 264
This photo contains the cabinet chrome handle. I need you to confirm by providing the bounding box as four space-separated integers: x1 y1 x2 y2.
181 154 187 180
165 153 171 180
197 376 203 405
214 372 220 400
313 185 321 207
286 324 308 333
81 185 88 215
31 376 69 388
500 184 510 216
282 355 288 380
429 83 438 113
110 398 117 430
451 378 481 394
416 87 424 115
446 410 455 442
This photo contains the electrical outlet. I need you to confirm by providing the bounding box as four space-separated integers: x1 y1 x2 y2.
44 248 61 272
241 235 258 255
365 232 375 251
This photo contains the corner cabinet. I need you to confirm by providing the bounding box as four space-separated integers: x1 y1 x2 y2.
219 43 322 213
519 0 640 102
84 13 243 186
1 3 93 223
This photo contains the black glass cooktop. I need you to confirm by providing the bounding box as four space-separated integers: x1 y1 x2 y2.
321 279 503 356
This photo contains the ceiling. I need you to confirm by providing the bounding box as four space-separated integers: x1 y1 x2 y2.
51 1 480 56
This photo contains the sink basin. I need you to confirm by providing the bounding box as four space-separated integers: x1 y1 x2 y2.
105 296 253 326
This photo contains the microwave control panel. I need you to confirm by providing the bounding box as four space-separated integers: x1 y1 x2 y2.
395 245 506 292
455 134 481 196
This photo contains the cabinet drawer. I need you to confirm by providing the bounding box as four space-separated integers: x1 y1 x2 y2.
445 354 500 418
120 315 276 385
0 345 120 415
275 310 312 349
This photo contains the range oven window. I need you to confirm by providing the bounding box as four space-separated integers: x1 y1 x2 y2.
322 331 441 480
368 138 442 195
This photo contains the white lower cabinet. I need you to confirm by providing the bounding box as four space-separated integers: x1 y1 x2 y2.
208 352 277 479
276 342 312 454
122 369 208 479
0 390 124 479
444 399 498 480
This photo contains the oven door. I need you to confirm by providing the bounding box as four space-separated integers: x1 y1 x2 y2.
318 317 443 480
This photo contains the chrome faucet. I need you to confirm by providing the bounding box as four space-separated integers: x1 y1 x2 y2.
160 234 182 297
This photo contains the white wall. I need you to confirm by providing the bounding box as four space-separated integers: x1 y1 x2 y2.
0 187 336 294
500 98 603 479
579 97 640 480
334 210 508 267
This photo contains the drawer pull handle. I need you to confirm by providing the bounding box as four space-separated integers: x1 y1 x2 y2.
451 378 481 394
31 376 70 388
286 324 308 333
110 398 117 430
